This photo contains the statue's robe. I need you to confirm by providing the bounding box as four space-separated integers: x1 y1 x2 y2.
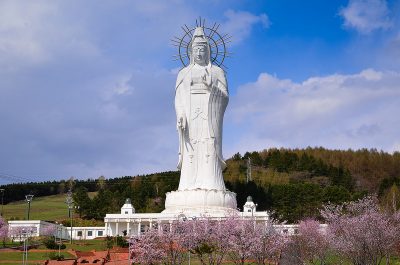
175 64 228 191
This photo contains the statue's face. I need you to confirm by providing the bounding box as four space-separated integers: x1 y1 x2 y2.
192 44 207 65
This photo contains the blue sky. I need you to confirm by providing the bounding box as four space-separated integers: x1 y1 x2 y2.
1 0 399 184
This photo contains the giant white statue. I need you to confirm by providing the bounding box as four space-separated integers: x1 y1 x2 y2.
175 27 228 191
163 25 237 214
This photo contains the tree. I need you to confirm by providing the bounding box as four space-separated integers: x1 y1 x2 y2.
0 216 8 246
41 225 56 237
232 152 242 161
89 189 115 219
67 177 75 191
382 183 400 213
227 218 257 265
58 181 66 194
9 226 36 242
292 219 329 265
96 175 107 191
189 218 231 265
250 221 288 265
130 217 289 265
160 221 191 265
105 235 113 250
131 229 166 265
72 186 92 218
321 196 400 265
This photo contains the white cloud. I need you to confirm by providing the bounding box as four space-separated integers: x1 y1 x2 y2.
226 69 400 156
222 10 269 44
340 0 392 34
0 1 194 183
0 1 100 71
1 2 271 184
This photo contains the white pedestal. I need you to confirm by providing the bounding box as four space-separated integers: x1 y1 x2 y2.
163 188 238 215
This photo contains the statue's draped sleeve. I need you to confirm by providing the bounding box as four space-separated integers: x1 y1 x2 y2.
209 66 229 169
175 69 186 127
175 68 188 169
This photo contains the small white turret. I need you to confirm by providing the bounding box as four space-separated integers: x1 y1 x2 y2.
243 196 257 215
121 198 135 215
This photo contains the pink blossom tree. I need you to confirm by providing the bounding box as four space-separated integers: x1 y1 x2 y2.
293 219 329 265
130 228 165 265
131 221 192 265
9 226 37 242
189 217 231 265
159 221 191 265
321 196 400 265
0 216 8 246
41 225 57 237
250 221 288 265
129 216 289 265
226 217 257 265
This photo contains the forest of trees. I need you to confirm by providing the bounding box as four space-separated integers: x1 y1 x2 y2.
1 147 399 223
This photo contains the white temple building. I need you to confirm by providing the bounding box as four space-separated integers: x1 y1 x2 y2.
104 197 270 237
7 198 269 240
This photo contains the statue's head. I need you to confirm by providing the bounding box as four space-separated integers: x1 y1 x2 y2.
189 27 210 66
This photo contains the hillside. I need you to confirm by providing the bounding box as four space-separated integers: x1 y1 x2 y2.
225 148 400 193
2 192 98 222
1 147 399 223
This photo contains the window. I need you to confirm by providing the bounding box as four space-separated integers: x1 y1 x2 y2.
97 231 103 236
125 211 128 214
247 209 251 212
87 230 93 236
77 231 83 237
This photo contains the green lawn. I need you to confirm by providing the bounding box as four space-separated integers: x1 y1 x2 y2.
312 255 400 265
2 192 97 221
65 239 107 251
0 251 74 261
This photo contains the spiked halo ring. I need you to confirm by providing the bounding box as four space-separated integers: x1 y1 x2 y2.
172 17 232 70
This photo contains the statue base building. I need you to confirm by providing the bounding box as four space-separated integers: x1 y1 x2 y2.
103 196 269 237
163 188 237 215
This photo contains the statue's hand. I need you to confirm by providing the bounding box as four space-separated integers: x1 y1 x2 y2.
177 117 185 130
202 74 212 88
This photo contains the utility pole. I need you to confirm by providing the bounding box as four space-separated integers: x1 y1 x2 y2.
25 194 34 220
21 228 30 265
246 157 252 183
0 189 4 216
65 190 73 244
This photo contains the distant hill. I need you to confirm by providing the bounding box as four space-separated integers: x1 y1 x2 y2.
2 192 97 222
1 147 399 223
225 147 400 193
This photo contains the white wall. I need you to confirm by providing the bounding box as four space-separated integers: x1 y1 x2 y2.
69 226 107 240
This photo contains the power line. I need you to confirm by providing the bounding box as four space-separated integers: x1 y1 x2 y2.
0 172 34 183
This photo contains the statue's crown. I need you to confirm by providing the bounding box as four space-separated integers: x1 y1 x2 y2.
192 27 208 46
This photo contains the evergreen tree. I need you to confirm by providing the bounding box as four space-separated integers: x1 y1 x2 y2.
72 186 92 218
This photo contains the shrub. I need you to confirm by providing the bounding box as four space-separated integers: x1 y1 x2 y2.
42 237 66 250
116 235 128 247
48 252 64 260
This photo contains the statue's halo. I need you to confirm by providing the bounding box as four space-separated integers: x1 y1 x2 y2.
172 17 232 70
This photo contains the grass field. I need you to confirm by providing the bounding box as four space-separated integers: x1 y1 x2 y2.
0 251 74 261
65 239 107 251
2 192 97 221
